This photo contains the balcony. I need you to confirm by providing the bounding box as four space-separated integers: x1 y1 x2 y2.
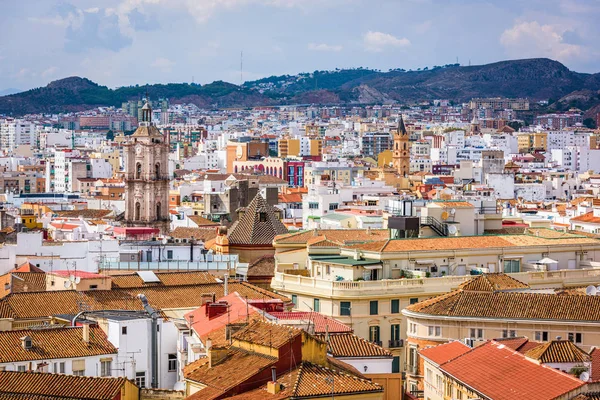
271 268 600 298
371 341 382 347
389 339 404 348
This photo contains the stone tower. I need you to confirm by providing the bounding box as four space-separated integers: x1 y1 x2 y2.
123 100 170 233
393 115 410 177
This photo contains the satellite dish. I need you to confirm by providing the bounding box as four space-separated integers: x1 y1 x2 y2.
69 275 75 282
441 211 449 221
448 225 458 235
64 281 72 289
580 371 590 382
450 208 456 216
586 285 597 296
74 277 81 284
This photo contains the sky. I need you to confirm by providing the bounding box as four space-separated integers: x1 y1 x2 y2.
1 0 599 92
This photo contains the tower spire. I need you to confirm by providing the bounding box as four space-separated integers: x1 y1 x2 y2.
398 115 407 136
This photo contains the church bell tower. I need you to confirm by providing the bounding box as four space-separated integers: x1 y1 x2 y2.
123 99 170 233
393 115 410 177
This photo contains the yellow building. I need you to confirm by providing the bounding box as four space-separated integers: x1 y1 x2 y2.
377 150 393 167
278 138 322 158
518 132 547 153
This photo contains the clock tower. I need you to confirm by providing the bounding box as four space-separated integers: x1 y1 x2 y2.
123 100 170 233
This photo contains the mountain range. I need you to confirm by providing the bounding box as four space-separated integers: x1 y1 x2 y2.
1 58 600 116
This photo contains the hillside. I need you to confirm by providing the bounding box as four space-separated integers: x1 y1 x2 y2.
1 58 600 115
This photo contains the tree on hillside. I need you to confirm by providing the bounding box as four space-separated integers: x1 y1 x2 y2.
584 118 597 129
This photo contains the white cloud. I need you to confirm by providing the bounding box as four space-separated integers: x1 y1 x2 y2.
41 66 58 78
151 57 175 72
500 21 584 62
308 43 343 52
363 31 410 52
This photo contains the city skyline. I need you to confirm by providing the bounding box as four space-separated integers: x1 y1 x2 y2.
1 0 599 93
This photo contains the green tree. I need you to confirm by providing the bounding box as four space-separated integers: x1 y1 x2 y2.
106 130 115 141
584 118 597 129
508 121 523 131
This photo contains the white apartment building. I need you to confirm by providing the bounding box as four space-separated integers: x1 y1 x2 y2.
0 119 37 152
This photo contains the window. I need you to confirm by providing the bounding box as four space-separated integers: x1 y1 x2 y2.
470 328 483 339
391 324 401 341
122 326 127 335
308 202 319 209
55 362 65 373
340 301 351 316
72 359 85 376
328 203 338 211
409 297 419 305
89 285 98 290
409 322 417 334
535 331 548 341
369 326 380 343
168 354 177 372
17 365 26 372
392 356 400 373
135 372 146 388
503 330 517 338
369 300 378 315
325 265 331 275
100 360 112 377
428 326 441 337
503 259 520 273
291 295 297 308
569 332 583 344
436 374 443 390
391 299 400 314
313 298 320 312
456 389 463 399
259 212 267 222
167 250 173 260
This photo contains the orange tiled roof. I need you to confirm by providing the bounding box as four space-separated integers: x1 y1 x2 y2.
571 212 600 224
315 333 392 358
247 255 275 277
0 281 288 320
525 340 590 363
0 371 130 399
458 273 530 292
54 209 112 219
169 227 217 241
347 233 599 253
109 271 217 288
494 337 541 354
233 320 302 349
0 326 116 363
440 341 584 400
228 194 288 245
291 362 382 398
406 289 600 322
188 215 219 226
275 229 389 246
590 348 600 382
419 341 470 365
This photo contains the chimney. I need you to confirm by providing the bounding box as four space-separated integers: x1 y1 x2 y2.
201 293 213 306
82 324 90 344
224 274 228 296
208 346 228 368
267 366 281 394
21 336 32 350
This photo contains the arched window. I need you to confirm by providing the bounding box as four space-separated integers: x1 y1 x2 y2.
395 142 398 150
403 143 407 151
279 167 282 178
156 202 161 220
136 163 142 179
155 163 160 179
234 165 238 173
135 202 141 221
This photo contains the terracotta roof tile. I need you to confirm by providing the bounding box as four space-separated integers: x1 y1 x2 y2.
419 341 471 365
571 212 600 224
228 194 288 245
169 227 217 241
188 215 219 226
0 371 130 399
407 289 600 323
269 312 352 334
315 333 392 358
0 326 116 363
440 341 584 400
458 273 529 292
110 271 217 288
292 362 382 398
494 337 541 353
247 255 275 277
54 209 113 219
0 281 288 320
232 320 302 348
525 340 590 363
275 229 389 246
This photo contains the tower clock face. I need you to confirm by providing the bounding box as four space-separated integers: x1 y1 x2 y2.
135 145 143 155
